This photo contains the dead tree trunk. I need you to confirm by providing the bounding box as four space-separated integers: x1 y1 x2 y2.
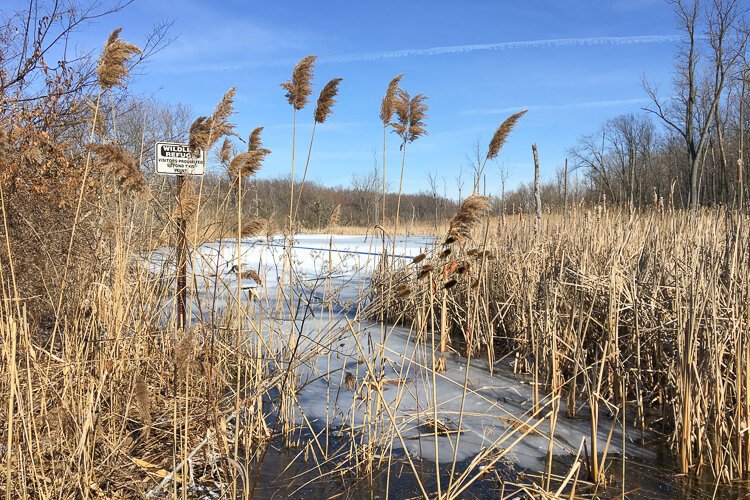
532 144 542 240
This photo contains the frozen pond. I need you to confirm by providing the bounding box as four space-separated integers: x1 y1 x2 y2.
139 233 655 476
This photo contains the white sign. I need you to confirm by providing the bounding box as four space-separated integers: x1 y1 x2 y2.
155 142 205 176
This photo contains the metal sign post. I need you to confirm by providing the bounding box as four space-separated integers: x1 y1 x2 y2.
155 142 205 332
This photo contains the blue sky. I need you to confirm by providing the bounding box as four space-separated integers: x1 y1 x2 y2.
19 0 681 198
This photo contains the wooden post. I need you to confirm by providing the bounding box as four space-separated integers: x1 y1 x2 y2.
176 174 187 331
563 158 569 220
532 144 542 241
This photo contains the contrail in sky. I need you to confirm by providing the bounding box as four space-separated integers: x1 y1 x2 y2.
163 35 683 73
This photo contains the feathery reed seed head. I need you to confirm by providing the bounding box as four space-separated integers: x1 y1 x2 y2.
241 218 265 237
228 149 270 179
173 181 200 219
314 78 343 124
188 87 237 156
487 110 528 161
218 138 233 166
281 55 317 110
248 127 265 152
446 194 490 243
97 28 142 90
392 89 428 143
380 73 404 125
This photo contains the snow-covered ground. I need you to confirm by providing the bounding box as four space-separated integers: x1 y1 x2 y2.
140 233 654 472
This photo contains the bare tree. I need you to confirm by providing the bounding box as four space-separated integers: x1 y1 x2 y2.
497 160 510 219
644 0 747 209
426 169 440 229
455 165 466 204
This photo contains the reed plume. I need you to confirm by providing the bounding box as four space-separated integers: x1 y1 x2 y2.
96 28 142 90
172 181 200 219
218 138 233 166
88 143 147 193
329 204 341 227
486 110 528 161
248 127 265 152
446 194 490 243
174 329 194 377
392 90 428 144
241 218 265 237
380 73 404 125
227 149 270 179
188 87 237 156
281 55 317 110
314 78 343 124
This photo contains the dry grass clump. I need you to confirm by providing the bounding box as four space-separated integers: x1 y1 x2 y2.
89 143 148 193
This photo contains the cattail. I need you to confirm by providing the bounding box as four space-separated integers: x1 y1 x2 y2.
89 143 147 193
395 283 411 299
486 110 527 161
248 127 264 152
481 250 496 260
446 194 490 243
412 253 426 264
228 149 270 179
344 372 357 391
281 55 317 110
418 264 435 279
241 218 265 237
380 73 404 125
188 87 237 156
439 248 452 259
443 279 458 290
314 78 343 124
466 248 479 257
329 204 341 227
134 378 152 425
96 28 142 90
392 89 428 144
